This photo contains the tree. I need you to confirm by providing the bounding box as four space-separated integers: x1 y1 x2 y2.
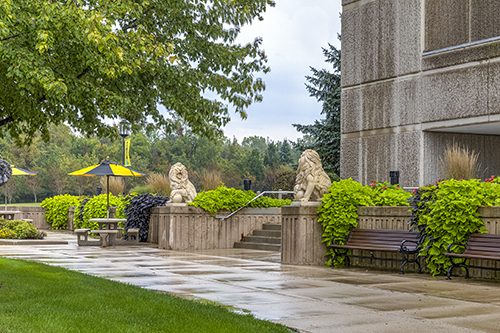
26 176 43 203
242 136 267 154
246 148 265 182
293 39 341 175
279 140 293 166
0 0 275 144
264 141 280 169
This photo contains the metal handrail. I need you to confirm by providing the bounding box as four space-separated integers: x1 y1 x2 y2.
215 190 294 221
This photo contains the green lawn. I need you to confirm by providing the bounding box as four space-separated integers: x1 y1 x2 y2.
0 258 293 333
5 203 40 207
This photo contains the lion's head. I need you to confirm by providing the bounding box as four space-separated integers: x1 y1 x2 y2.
169 162 188 190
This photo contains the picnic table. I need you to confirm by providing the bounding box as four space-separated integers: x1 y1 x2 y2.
89 218 127 230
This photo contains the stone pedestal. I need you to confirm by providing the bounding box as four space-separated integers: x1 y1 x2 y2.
281 202 327 265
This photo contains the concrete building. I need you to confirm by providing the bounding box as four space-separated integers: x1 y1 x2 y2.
340 0 500 186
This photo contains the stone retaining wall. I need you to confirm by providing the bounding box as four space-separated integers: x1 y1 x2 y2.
281 205 500 280
0 206 51 230
150 204 281 250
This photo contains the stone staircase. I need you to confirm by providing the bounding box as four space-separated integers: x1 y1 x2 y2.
233 223 281 251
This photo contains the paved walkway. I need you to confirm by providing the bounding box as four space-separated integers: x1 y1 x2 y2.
2 231 500 332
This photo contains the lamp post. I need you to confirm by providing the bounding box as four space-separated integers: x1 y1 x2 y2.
119 120 131 193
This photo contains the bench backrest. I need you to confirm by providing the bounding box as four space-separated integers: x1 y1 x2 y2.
466 233 500 255
348 229 419 248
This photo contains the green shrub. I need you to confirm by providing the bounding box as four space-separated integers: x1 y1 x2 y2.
74 194 129 230
369 181 411 206
413 178 500 275
188 186 291 215
41 194 80 230
318 179 410 266
0 220 39 239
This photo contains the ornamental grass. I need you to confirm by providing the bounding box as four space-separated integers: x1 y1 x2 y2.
146 173 171 197
440 143 480 180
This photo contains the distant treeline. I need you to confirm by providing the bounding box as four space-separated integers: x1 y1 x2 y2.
1 124 302 203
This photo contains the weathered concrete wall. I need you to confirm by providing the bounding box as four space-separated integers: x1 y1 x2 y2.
341 0 421 87
1 206 51 230
425 0 500 51
151 204 281 250
340 131 422 187
341 0 500 186
281 203 328 265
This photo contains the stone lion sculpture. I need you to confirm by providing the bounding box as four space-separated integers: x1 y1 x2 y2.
294 149 331 202
169 162 197 203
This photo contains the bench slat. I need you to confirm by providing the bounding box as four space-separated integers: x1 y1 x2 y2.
332 244 400 252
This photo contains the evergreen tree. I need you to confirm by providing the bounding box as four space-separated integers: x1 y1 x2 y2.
264 141 280 169
293 38 341 175
279 140 293 166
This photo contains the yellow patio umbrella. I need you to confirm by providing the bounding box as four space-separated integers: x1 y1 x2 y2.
5 166 37 211
68 157 145 218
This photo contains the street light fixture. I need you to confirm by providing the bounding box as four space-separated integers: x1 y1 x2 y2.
119 120 131 193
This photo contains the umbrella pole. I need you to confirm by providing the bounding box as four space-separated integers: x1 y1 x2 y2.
107 175 110 219
4 184 6 212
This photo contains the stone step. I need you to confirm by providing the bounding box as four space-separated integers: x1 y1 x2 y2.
262 223 281 231
242 235 281 245
253 229 281 237
233 242 281 251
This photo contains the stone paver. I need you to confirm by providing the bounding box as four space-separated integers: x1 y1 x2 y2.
2 231 500 332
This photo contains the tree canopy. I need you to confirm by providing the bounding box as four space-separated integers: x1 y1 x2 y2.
0 124 300 202
293 39 341 175
0 0 275 143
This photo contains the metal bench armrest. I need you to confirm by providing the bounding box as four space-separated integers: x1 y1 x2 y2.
446 242 466 254
329 235 348 247
400 239 419 253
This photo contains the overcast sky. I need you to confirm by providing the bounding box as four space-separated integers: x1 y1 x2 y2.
222 1 342 143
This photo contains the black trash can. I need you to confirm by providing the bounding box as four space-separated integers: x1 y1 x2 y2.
243 179 252 191
389 171 400 186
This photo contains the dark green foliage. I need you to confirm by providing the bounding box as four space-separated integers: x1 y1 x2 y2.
263 142 280 168
0 219 39 239
318 179 410 266
76 197 90 228
41 194 80 229
124 193 169 242
407 185 437 251
246 149 265 182
273 166 296 192
188 186 291 215
293 40 341 175
279 140 293 166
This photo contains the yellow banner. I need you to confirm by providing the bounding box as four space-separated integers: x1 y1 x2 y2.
124 138 131 166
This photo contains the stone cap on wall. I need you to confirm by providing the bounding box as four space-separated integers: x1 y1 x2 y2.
478 206 500 218
150 204 281 216
357 206 412 217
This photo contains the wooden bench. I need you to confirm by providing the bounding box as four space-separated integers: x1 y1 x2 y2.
446 233 500 279
328 228 422 274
